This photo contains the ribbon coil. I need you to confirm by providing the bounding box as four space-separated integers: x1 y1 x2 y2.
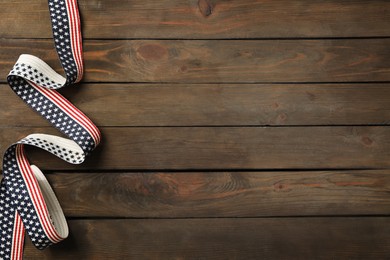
0 0 100 259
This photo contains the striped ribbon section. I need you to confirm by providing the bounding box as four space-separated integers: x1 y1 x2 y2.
0 0 101 259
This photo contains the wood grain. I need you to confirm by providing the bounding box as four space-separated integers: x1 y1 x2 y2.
1 39 389 83
1 83 390 127
2 0 390 39
2 1 390 259
0 126 388 170
24 218 390 259
47 170 390 217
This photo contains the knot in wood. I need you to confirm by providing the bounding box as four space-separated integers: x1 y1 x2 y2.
198 0 214 17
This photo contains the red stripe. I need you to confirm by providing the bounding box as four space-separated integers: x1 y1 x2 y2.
48 86 101 144
34 83 100 144
71 0 83 81
15 212 20 260
16 213 22 260
65 0 79 78
74 0 84 79
11 213 16 259
12 213 25 260
18 145 62 242
16 145 55 242
18 146 61 243
67 0 82 82
15 146 49 241
15 214 21 260
69 0 82 81
16 145 61 243
11 211 19 260
74 0 84 78
38 85 100 145
31 83 100 145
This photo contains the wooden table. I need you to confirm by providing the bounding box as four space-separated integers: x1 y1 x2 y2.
1 0 390 258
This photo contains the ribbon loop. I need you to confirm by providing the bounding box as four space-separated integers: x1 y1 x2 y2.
0 0 100 259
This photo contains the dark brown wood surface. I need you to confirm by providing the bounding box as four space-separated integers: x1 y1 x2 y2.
1 83 390 126
1 39 389 83
47 170 390 217
2 0 390 39
0 126 389 170
23 218 390 259
1 0 389 259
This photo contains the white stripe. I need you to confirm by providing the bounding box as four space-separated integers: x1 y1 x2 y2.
13 54 66 87
31 165 69 239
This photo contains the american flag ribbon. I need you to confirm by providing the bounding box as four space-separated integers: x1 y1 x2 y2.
0 0 101 259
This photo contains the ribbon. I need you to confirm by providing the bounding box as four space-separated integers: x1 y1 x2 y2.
0 0 101 259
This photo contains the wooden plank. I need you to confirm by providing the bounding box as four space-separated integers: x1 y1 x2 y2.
1 39 389 83
1 83 390 127
47 170 390 217
0 126 389 170
2 0 390 39
24 218 390 259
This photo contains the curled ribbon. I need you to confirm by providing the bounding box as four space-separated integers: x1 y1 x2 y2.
0 0 101 259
